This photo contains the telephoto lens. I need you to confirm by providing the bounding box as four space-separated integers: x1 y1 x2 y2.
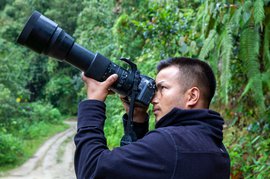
17 11 156 106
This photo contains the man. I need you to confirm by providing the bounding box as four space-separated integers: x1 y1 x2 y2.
74 57 230 179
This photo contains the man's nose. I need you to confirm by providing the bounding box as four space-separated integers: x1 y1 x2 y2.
151 92 158 104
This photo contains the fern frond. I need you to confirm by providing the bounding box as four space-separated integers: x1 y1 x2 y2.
240 28 260 77
261 70 270 89
254 0 265 25
239 28 266 111
263 20 270 68
239 75 256 99
243 0 252 12
219 25 233 104
208 48 220 78
199 30 218 60
229 6 242 34
194 0 211 37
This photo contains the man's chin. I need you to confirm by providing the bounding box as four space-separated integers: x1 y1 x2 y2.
154 116 161 123
153 111 160 121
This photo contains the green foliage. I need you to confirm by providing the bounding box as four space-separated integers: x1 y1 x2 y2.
0 0 78 170
219 25 233 104
27 102 62 124
104 95 124 148
0 84 17 126
20 121 58 139
0 100 64 168
113 13 145 58
0 133 23 165
254 0 265 25
26 56 50 101
195 2 270 176
0 122 68 171
74 0 116 57
263 19 270 68
224 118 270 178
45 73 82 115
1 101 63 136
199 30 217 60
240 28 265 111
44 0 84 34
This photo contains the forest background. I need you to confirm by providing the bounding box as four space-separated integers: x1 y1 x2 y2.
0 0 269 178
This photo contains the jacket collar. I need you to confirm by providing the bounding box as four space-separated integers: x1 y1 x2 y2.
155 108 224 141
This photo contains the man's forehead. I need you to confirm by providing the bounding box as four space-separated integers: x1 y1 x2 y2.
156 66 180 79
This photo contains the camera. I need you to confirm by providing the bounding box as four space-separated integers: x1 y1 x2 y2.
17 11 156 106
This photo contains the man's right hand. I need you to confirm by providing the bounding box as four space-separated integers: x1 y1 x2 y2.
120 96 149 123
82 73 118 102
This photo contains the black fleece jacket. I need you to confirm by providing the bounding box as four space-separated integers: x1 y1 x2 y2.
74 100 230 179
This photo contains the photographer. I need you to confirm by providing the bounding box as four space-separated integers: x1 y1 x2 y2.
74 57 230 179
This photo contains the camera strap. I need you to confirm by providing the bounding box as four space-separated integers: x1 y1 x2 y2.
120 58 139 146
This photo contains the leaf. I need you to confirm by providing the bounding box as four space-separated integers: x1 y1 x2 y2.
220 25 233 104
239 28 266 111
251 135 261 144
261 70 270 89
239 75 257 99
199 29 218 60
254 0 265 25
229 6 242 33
263 19 270 68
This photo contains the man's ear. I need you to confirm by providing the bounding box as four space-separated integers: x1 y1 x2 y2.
186 87 200 108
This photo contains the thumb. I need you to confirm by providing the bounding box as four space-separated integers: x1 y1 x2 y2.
103 74 118 88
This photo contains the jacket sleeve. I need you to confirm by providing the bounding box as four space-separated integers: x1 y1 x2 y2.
122 113 149 140
74 100 175 179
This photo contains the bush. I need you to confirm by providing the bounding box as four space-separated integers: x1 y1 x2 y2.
104 95 124 148
28 101 62 124
20 121 57 139
0 132 24 165
0 84 20 127
224 120 270 178
44 74 82 115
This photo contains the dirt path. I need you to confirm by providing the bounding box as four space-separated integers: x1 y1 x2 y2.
1 121 77 179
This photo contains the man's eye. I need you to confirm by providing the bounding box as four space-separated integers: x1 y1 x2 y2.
156 85 167 92
161 86 166 90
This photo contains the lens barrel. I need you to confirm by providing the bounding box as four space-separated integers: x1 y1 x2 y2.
17 11 57 54
17 11 94 71
17 11 134 95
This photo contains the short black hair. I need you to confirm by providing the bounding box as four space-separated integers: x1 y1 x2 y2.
157 57 216 107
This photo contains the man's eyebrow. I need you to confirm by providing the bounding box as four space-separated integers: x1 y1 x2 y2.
156 80 165 87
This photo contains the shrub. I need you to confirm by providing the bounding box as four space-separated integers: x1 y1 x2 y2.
20 121 53 139
28 101 62 124
0 84 20 127
0 132 24 165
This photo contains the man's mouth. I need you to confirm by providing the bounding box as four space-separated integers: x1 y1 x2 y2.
153 107 160 115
